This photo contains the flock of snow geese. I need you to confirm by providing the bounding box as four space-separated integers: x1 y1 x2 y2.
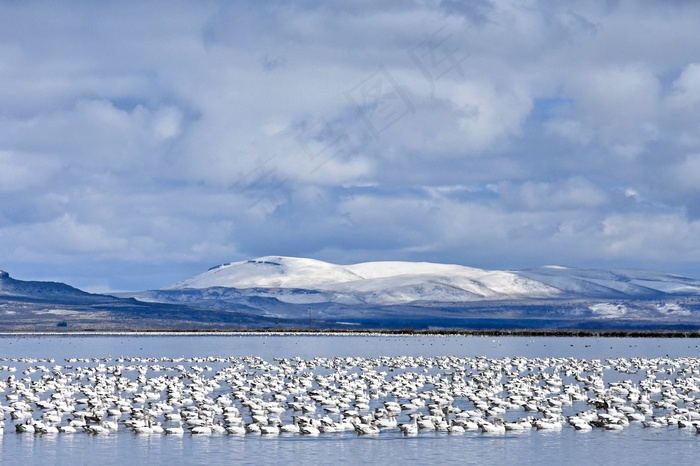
2 353 700 437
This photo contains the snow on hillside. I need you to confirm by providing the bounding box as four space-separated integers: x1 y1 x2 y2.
519 266 700 297
166 257 363 289
164 256 700 306
655 303 691 316
166 256 562 302
588 302 629 318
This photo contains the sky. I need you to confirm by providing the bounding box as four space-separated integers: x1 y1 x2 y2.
2 0 700 292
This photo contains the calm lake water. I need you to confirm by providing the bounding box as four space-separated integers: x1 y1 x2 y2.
1 334 699 465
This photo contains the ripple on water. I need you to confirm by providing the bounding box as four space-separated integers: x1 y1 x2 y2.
1 335 700 465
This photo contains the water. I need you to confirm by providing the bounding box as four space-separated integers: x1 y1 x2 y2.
1 334 700 465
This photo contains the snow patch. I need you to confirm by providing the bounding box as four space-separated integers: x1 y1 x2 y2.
35 309 83 315
655 303 691 316
166 256 563 304
588 303 628 318
163 256 700 306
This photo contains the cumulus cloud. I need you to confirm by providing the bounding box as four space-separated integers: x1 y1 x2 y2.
497 177 609 210
0 151 60 192
451 80 533 152
2 0 700 290
568 64 660 146
669 153 700 193
667 63 700 109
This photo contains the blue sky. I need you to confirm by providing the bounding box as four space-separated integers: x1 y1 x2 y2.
2 0 700 291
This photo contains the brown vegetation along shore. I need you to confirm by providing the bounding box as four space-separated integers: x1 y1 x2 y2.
3 328 700 338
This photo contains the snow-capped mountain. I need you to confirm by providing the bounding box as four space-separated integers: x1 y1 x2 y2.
163 256 700 305
4 259 700 332
164 256 562 305
517 266 700 298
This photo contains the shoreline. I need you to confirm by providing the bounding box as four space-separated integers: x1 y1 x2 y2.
1 328 700 338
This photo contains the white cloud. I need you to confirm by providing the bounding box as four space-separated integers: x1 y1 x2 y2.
497 177 609 210
451 80 533 152
670 153 700 192
151 106 184 141
0 214 127 258
599 212 700 262
667 63 700 109
567 64 660 147
0 150 60 192
2 1 700 290
663 63 700 146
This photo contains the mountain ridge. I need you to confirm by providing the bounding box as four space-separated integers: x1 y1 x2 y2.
164 256 700 303
3 258 700 332
0 269 96 301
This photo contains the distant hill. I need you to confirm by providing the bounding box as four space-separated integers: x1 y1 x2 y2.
0 270 95 302
163 256 700 303
0 270 278 331
3 258 700 332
